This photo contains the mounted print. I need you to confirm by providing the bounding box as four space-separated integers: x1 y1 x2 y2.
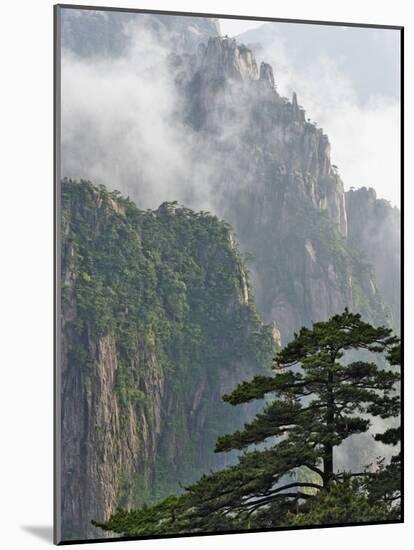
54 4 403 544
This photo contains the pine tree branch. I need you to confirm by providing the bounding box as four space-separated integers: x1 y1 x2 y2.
257 481 322 499
240 491 313 512
337 472 377 478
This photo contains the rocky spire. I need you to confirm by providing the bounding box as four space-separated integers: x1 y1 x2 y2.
201 37 258 81
259 62 275 88
291 91 304 121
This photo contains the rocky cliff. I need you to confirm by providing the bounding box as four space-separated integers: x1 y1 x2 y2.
61 9 220 57
60 12 399 342
60 179 276 540
169 37 387 342
346 187 400 330
58 11 400 541
181 37 347 235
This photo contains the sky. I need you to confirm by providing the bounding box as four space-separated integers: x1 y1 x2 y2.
219 18 401 206
218 18 265 36
61 10 401 208
60 8 400 475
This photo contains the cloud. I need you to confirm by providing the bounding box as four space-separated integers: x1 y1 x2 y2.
218 19 269 38
256 38 401 206
62 17 400 214
61 23 196 209
61 23 272 218
60 17 400 477
335 415 399 473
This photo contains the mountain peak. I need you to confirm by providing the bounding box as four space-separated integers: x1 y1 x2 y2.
259 61 275 88
202 37 258 81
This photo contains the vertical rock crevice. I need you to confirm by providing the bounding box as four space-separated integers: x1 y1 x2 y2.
60 180 276 540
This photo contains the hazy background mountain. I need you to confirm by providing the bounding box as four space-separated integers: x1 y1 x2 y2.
60 180 275 539
58 8 401 541
236 21 400 102
60 7 400 335
235 21 401 206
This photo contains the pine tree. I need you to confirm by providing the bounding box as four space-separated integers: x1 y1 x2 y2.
364 343 401 517
94 310 400 535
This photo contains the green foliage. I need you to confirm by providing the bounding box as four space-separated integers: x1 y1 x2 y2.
289 200 388 326
216 311 399 459
95 310 400 535
287 479 390 526
365 342 401 515
231 184 391 341
62 178 275 504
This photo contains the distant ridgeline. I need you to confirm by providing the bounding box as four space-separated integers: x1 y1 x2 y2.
60 11 400 541
346 187 401 331
60 179 277 540
175 36 395 341
61 10 399 340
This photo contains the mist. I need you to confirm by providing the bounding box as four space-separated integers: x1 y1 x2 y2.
240 24 401 206
62 24 195 209
60 11 400 475
61 19 281 218
61 13 401 211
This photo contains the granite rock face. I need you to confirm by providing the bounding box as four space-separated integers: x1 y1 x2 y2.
201 37 259 81
346 187 400 329
61 329 163 539
259 61 275 88
59 13 399 541
61 9 220 57
170 36 390 343
60 181 275 540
